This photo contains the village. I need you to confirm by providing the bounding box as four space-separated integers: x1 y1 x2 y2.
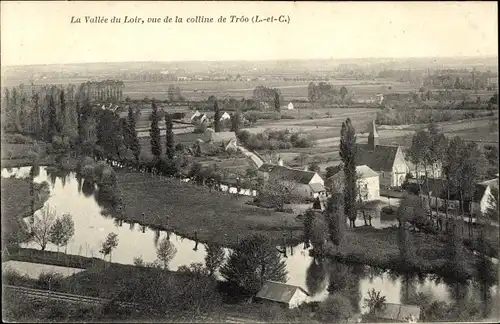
2 2 499 323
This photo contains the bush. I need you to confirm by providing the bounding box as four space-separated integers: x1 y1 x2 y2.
36 272 65 290
4 134 34 144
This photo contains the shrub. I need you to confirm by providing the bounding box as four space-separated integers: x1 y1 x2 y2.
36 272 65 290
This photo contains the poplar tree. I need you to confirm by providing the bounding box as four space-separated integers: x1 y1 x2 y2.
340 118 357 228
150 100 162 159
128 104 141 162
214 99 221 132
165 112 174 159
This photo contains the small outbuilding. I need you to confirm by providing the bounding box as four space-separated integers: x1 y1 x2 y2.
254 280 309 309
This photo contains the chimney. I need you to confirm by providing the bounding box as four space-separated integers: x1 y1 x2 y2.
368 120 379 150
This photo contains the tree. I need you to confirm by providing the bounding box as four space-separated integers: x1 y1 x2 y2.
313 197 322 210
220 234 288 295
230 111 241 132
324 192 345 249
204 244 225 277
310 216 329 255
156 237 177 269
339 118 357 228
261 174 298 212
274 91 281 113
407 130 434 220
363 289 387 315
325 164 342 179
59 89 66 134
308 162 320 173
125 104 141 162
47 92 57 141
100 232 119 262
49 214 75 254
302 209 316 247
308 82 317 106
150 101 162 158
29 206 57 251
165 113 174 159
339 86 348 101
396 223 415 266
214 100 221 132
317 293 354 323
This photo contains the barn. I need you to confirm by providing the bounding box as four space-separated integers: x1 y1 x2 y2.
254 281 309 309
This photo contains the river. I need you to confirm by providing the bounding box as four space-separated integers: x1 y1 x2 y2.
2 166 497 313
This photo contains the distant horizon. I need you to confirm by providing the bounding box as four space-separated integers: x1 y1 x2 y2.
4 54 498 68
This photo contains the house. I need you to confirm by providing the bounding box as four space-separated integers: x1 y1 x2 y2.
416 178 495 215
356 121 409 188
287 102 294 110
376 94 384 104
260 158 325 199
326 165 380 202
374 303 421 323
405 159 442 180
190 110 201 121
177 129 237 149
220 112 231 121
254 280 309 309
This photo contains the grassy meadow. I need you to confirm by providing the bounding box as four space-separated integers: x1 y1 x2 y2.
116 171 303 247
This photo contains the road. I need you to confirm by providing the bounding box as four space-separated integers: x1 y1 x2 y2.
236 144 264 168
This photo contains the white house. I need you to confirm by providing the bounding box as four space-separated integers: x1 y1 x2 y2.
259 159 325 199
376 94 384 104
190 110 201 120
327 165 380 202
220 112 231 121
287 102 294 110
418 178 496 215
255 280 309 309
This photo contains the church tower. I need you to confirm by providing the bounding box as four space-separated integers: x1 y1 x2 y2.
367 120 379 150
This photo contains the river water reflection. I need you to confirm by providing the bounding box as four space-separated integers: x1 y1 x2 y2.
3 166 497 313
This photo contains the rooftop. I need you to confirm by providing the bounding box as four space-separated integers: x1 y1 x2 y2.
255 280 309 304
269 165 319 184
356 143 399 172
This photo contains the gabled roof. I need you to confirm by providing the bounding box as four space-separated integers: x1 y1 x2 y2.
356 143 400 172
208 131 237 143
255 280 309 304
328 165 379 180
480 178 499 191
258 163 276 173
375 303 421 322
269 165 319 184
309 183 325 193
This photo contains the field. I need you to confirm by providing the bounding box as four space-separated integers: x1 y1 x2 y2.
121 79 423 101
116 171 303 247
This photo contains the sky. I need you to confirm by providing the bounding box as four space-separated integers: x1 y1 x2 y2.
1 1 498 66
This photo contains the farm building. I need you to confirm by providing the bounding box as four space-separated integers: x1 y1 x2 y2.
326 165 380 202
259 159 325 199
287 102 294 110
374 303 421 323
177 129 237 147
356 121 409 187
405 160 442 180
254 281 309 309
416 178 495 215
376 94 384 104
220 112 231 121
